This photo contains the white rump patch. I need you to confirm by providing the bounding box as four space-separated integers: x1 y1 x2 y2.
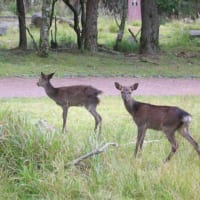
182 115 192 123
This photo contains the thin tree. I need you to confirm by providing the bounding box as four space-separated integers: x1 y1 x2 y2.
102 0 128 51
63 0 99 51
63 0 85 49
16 0 27 50
39 0 52 57
140 0 160 54
113 0 128 51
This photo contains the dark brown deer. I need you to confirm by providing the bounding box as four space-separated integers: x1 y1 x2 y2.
37 72 102 133
115 82 200 161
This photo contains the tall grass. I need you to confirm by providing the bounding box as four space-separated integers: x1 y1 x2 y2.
0 96 200 199
159 20 200 51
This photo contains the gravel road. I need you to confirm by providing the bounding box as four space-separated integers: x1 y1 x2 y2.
0 77 200 98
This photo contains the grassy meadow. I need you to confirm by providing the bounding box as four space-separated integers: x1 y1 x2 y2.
0 96 200 199
0 17 200 78
0 14 200 199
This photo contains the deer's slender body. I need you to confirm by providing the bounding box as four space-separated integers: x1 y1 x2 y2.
115 82 200 161
37 72 102 133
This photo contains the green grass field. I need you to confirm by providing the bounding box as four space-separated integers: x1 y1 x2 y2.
0 96 200 199
0 18 200 78
0 50 200 78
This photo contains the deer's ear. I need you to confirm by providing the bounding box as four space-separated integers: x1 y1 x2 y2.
130 83 139 91
48 72 55 79
41 72 46 78
114 82 122 90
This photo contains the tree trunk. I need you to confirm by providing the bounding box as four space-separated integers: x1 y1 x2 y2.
80 0 86 47
113 0 128 51
16 0 27 50
39 0 52 57
84 0 99 52
140 0 159 54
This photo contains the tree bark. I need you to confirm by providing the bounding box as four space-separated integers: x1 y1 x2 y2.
140 0 160 55
84 0 99 52
80 0 86 47
39 0 52 57
16 0 27 50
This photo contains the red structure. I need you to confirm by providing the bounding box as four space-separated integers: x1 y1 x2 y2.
128 0 141 21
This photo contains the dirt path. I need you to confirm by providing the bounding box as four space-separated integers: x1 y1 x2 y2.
0 77 200 98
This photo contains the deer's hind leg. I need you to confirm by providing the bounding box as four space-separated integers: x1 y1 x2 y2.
164 130 178 162
178 123 200 159
85 104 102 134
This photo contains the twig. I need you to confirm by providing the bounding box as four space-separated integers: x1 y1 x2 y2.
139 57 159 65
69 142 118 166
54 16 57 45
128 28 138 43
114 13 120 28
36 119 55 133
67 139 160 166
120 140 160 146
25 26 38 50
135 28 141 38
98 45 121 55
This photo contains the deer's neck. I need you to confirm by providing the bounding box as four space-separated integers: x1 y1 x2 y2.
44 82 58 99
123 97 136 114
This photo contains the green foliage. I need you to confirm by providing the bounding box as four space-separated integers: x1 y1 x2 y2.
131 20 141 27
0 96 200 199
7 1 16 14
156 0 198 16
156 0 179 15
102 0 125 15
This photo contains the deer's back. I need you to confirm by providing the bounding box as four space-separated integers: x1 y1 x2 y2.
132 102 191 130
55 85 102 106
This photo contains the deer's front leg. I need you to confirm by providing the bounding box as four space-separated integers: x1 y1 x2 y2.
62 105 68 133
135 126 146 157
